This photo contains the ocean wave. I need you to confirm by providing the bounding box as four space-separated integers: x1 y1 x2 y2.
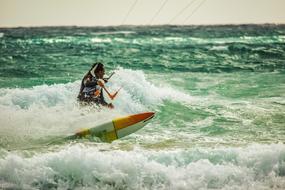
91 38 112 43
0 68 191 111
2 26 284 74
91 31 136 35
89 35 285 46
0 69 284 149
0 82 78 109
1 143 285 189
187 35 285 45
14 36 87 45
209 45 229 51
0 68 194 147
113 68 195 108
9 35 285 47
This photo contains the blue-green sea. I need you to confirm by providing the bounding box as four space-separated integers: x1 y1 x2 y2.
0 25 285 189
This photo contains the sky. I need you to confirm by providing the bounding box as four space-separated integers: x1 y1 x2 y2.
0 0 285 27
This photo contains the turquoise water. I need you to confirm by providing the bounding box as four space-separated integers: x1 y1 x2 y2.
0 25 285 189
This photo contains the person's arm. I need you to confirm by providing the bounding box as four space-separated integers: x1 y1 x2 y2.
97 79 120 100
99 89 108 106
97 80 115 109
100 89 114 108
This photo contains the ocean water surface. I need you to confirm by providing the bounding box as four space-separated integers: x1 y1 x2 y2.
0 25 285 189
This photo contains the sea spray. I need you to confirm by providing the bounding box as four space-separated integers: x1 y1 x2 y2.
1 144 285 189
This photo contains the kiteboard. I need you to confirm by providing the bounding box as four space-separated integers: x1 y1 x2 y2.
66 112 155 142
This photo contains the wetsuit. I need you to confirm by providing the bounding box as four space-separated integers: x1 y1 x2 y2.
77 75 108 106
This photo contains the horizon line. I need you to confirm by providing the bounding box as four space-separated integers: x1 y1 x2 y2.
0 22 285 29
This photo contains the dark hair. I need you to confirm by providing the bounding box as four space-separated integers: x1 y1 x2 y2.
94 62 104 73
78 62 104 98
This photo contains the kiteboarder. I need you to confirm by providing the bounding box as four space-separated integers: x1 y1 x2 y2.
78 62 119 108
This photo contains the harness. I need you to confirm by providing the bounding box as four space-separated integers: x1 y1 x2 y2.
78 76 107 106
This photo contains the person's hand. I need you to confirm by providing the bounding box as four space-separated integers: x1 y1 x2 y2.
97 79 105 87
107 103 114 109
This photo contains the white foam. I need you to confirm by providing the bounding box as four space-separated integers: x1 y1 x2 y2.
1 144 285 189
0 68 195 146
126 35 285 46
0 32 4 38
112 68 196 109
91 38 112 43
0 82 119 141
210 45 229 51
92 31 136 35
41 37 72 44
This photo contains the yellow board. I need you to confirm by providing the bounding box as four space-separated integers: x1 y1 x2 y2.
67 112 155 143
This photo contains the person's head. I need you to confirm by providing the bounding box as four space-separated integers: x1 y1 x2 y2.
90 62 105 79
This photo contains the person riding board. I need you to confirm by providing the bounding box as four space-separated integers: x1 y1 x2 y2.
78 62 119 108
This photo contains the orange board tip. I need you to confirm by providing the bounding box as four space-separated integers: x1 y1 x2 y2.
113 112 155 130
